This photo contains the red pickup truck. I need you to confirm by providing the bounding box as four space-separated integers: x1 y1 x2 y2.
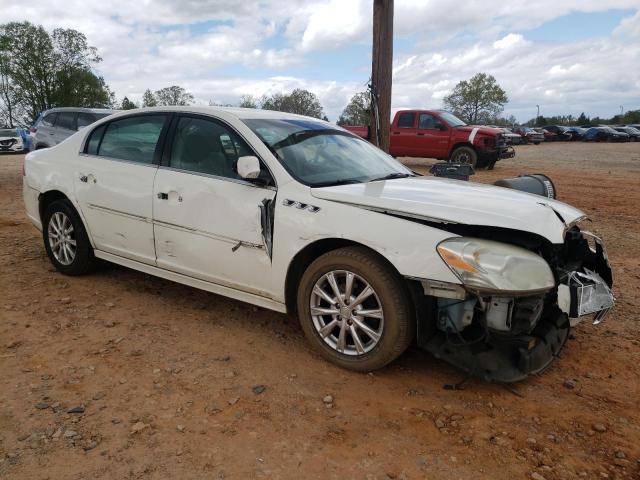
343 109 515 169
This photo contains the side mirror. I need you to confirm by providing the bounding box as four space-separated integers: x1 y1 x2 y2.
237 155 261 180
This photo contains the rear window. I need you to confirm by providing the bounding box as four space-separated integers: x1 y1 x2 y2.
77 113 97 130
397 112 416 128
56 112 76 130
92 115 166 164
42 113 58 127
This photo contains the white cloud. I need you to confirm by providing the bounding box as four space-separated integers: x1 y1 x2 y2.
1 1 639 120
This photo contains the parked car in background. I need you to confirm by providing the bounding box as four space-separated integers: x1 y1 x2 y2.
513 127 544 144
0 127 28 153
584 126 629 142
566 127 588 141
22 106 614 382
342 109 514 169
542 125 573 141
30 107 116 150
534 128 557 142
613 126 640 141
497 127 523 145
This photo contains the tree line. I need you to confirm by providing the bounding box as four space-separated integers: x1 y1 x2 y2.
1 21 635 129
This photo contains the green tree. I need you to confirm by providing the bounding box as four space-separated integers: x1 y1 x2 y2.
260 89 325 119
577 112 589 125
0 21 110 125
443 73 508 124
121 96 138 110
337 92 370 126
142 89 157 107
155 85 194 106
238 94 258 108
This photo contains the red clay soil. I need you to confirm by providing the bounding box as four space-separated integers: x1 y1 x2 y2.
1 142 639 479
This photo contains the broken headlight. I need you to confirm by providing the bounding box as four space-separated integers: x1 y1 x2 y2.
437 237 555 295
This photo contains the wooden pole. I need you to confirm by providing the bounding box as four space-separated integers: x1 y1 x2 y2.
371 0 394 153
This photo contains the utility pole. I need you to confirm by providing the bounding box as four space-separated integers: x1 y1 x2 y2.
536 104 540 125
370 0 394 153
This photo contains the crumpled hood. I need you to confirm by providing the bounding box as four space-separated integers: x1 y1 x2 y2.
311 177 585 244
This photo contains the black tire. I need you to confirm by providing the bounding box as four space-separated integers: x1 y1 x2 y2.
533 141 540 145
297 247 415 372
449 146 478 168
42 199 96 276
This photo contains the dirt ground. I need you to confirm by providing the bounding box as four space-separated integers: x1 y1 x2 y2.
1 142 639 480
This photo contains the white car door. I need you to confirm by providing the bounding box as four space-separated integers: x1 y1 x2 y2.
153 114 276 296
73 114 170 264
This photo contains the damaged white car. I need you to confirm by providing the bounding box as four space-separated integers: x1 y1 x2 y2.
23 107 615 382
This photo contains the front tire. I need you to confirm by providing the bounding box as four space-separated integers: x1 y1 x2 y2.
297 247 414 372
449 146 478 168
43 199 96 275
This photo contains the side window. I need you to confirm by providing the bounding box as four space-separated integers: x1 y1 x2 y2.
397 112 416 128
56 112 76 131
86 124 106 155
42 113 58 127
170 117 252 180
77 113 97 130
98 115 166 164
419 113 436 129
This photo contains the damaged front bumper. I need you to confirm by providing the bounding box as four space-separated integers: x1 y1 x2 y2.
413 231 614 383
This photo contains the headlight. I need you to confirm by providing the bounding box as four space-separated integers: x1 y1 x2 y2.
437 237 555 294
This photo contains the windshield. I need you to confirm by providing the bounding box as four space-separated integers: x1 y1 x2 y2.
243 118 413 187
0 129 17 136
437 111 467 127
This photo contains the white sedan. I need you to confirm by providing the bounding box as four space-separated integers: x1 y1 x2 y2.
22 107 614 382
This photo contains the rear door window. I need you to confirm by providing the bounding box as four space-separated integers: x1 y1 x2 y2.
56 112 76 131
96 115 167 164
397 112 416 128
77 113 97 130
42 113 58 127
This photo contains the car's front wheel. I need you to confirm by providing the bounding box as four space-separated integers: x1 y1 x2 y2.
449 146 478 168
43 199 96 275
297 247 414 372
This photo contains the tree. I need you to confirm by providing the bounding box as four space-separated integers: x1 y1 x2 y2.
121 97 138 110
337 92 370 126
142 89 157 107
577 112 589 125
260 89 325 119
443 73 508 124
0 21 111 125
155 85 194 106
238 94 258 109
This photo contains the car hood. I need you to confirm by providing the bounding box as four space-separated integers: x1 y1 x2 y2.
311 177 585 243
454 125 502 136
0 135 20 141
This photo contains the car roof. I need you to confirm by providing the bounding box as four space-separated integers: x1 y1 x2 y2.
43 107 118 115
101 106 330 123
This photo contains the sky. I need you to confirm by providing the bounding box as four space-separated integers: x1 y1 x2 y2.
2 0 640 122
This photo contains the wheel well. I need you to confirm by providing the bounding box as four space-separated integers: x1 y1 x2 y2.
39 190 69 223
284 238 409 315
449 142 475 157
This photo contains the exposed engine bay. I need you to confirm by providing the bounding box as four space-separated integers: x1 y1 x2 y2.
414 225 614 383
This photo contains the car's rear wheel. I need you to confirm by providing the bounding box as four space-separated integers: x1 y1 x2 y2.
449 146 478 168
43 199 96 276
297 247 414 372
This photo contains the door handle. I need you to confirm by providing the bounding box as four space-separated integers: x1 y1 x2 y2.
417 133 424 136
392 132 400 135
157 192 168 200
79 175 88 183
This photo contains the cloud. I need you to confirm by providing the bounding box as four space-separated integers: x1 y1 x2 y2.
1 1 639 120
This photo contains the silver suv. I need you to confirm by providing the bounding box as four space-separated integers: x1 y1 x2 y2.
30 107 116 150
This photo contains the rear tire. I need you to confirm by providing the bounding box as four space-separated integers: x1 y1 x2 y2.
43 199 96 276
449 146 478 168
297 247 415 372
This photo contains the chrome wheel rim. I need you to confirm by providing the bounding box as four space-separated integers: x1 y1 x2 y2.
456 152 471 164
47 212 76 266
310 270 384 356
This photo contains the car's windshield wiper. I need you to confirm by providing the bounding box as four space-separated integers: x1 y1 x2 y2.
312 178 364 187
368 172 414 182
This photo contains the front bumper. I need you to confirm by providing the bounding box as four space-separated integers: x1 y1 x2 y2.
0 142 25 153
477 146 515 165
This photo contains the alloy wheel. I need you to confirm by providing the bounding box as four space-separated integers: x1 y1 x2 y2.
309 270 384 356
47 211 76 266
